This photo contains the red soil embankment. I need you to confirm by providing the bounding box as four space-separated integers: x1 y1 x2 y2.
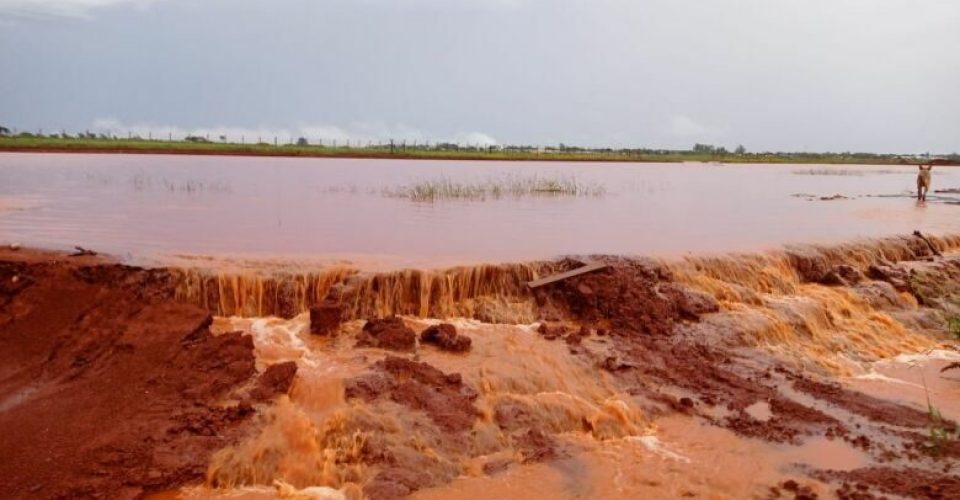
0 249 290 499
534 254 960 498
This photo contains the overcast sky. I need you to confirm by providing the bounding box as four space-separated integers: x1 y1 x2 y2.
0 0 957 152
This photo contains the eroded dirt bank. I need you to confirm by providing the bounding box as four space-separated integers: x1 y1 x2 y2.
0 249 296 499
196 234 960 499
4 234 960 499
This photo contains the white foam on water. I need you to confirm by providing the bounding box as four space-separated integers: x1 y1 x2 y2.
882 349 960 365
274 480 347 500
627 435 691 463
851 371 926 389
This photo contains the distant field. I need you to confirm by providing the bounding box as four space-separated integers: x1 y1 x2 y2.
0 135 943 165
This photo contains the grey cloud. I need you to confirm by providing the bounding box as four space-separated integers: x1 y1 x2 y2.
0 0 957 152
0 0 159 18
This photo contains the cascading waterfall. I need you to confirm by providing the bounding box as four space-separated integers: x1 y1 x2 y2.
175 233 960 499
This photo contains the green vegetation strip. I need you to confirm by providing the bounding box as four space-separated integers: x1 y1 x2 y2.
1 136 951 165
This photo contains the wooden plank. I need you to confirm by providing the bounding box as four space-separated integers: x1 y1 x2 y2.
527 261 607 289
913 230 943 257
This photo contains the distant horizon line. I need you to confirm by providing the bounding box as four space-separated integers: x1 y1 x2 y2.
0 125 954 158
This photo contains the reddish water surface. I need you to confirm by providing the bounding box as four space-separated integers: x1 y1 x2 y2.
1 153 958 268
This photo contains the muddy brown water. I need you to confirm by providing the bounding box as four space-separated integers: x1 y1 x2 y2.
2 153 959 268
4 154 960 499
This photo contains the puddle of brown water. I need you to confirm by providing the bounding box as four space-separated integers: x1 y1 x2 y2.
848 350 960 422
411 415 852 500
781 437 871 471
2 153 959 269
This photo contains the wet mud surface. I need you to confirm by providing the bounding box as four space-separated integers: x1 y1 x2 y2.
527 235 960 499
0 249 294 499
344 356 479 433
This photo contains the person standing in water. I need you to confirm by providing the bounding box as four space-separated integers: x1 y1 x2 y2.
917 162 933 202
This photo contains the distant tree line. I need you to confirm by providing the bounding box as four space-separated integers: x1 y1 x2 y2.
1 125 956 162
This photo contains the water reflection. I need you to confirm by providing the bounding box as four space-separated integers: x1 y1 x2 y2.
0 153 958 268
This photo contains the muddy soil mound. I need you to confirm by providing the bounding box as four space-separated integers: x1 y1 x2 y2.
536 257 680 334
535 250 960 492
342 356 480 499
0 252 270 499
344 356 478 432
357 317 417 351
250 361 299 401
420 323 472 352
533 258 845 443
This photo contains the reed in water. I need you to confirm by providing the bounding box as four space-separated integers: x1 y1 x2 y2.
381 175 606 202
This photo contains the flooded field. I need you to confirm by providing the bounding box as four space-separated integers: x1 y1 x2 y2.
2 153 959 268
2 154 960 500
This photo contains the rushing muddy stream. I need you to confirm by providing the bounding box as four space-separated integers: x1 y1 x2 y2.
1 153 959 268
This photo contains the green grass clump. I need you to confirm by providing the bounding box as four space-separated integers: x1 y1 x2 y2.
946 315 960 340
926 409 954 456
381 175 606 202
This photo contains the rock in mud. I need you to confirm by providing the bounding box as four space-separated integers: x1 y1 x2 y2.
274 279 302 319
866 264 911 292
565 325 591 345
309 301 343 336
420 323 472 352
658 283 720 319
511 428 559 463
787 250 867 286
820 264 864 286
344 356 479 432
364 467 434 500
787 248 832 283
357 316 417 351
537 321 570 340
493 400 539 431
852 281 905 309
250 361 298 401
482 459 512 475
601 354 638 372
539 258 679 335
777 479 820 500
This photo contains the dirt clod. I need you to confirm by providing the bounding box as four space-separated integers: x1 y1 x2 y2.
512 428 559 463
309 301 343 336
357 316 417 351
659 283 720 319
420 323 472 352
249 361 298 401
344 356 479 432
